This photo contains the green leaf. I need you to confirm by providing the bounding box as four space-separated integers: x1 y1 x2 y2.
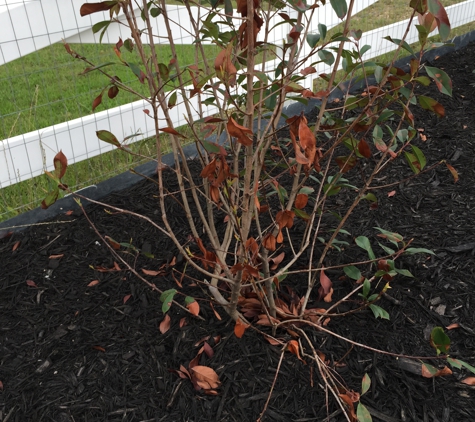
185 296 195 305
150 7 161 17
369 304 390 320
363 193 377 203
363 278 371 298
307 33 321 48
447 358 475 375
383 36 415 56
357 403 372 421
293 208 311 220
411 145 426 171
41 188 59 209
330 0 347 19
378 242 395 256
168 91 177 109
422 362 439 376
96 130 121 147
395 268 414 278
405 151 420 174
374 227 403 246
430 327 450 355
202 140 221 154
356 236 376 260
160 288 177 313
344 265 361 280
415 24 429 45
224 0 233 22
318 50 335 66
318 23 327 41
404 247 435 255
92 20 111 34
360 45 371 57
361 373 371 396
425 66 452 96
299 186 314 195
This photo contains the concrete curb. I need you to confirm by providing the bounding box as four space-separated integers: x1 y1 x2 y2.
2 29 474 233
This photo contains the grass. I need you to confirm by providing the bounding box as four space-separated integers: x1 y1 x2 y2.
0 0 473 222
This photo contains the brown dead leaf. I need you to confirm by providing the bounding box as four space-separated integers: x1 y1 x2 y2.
87 280 100 287
446 323 460 330
49 254 64 259
123 294 132 304
234 318 250 338
421 364 452 378
318 270 333 302
142 268 163 276
209 302 222 320
187 300 200 316
159 314 171 334
12 240 20 251
92 345 105 352
179 317 187 328
191 365 221 390
264 335 283 346
287 340 305 363
227 117 253 146
461 377 475 385
388 190 396 197
26 280 37 288
294 193 308 209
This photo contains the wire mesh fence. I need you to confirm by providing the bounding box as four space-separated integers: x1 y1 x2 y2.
1 0 474 222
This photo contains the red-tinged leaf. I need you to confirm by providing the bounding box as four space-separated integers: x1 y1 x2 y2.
80 1 117 17
388 190 396 197
300 66 316 76
143 109 150 115
446 323 460 330
419 95 445 117
123 294 132 304
92 93 102 111
428 0 451 41
234 318 249 338
227 117 253 146
335 155 357 173
203 342 214 358
159 127 185 138
88 280 100 287
358 138 372 158
186 299 200 316
418 11 438 33
294 193 308 209
108 85 119 99
461 377 475 385
425 66 452 96
105 235 120 250
142 268 163 276
190 365 221 389
96 130 121 147
422 363 452 378
26 280 37 288
159 314 171 334
93 345 106 352
53 151 68 179
12 240 20 251
445 163 459 183
41 188 59 209
179 317 187 328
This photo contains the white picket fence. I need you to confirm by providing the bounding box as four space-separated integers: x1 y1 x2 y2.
1 0 475 190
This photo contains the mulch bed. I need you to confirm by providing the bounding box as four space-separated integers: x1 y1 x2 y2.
1 41 475 422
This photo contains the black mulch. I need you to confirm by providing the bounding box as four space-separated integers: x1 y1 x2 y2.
2 42 475 422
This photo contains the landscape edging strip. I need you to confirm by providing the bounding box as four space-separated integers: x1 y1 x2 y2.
1 30 474 233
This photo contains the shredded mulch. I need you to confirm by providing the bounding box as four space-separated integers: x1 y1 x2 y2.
1 42 475 422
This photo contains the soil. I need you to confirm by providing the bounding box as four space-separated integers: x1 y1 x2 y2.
1 41 475 422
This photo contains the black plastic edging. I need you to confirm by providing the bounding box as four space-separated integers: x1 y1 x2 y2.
1 29 474 234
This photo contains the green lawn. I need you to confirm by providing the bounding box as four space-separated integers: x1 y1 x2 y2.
0 0 472 222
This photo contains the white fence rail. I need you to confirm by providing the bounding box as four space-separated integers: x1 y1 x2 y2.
1 0 474 190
